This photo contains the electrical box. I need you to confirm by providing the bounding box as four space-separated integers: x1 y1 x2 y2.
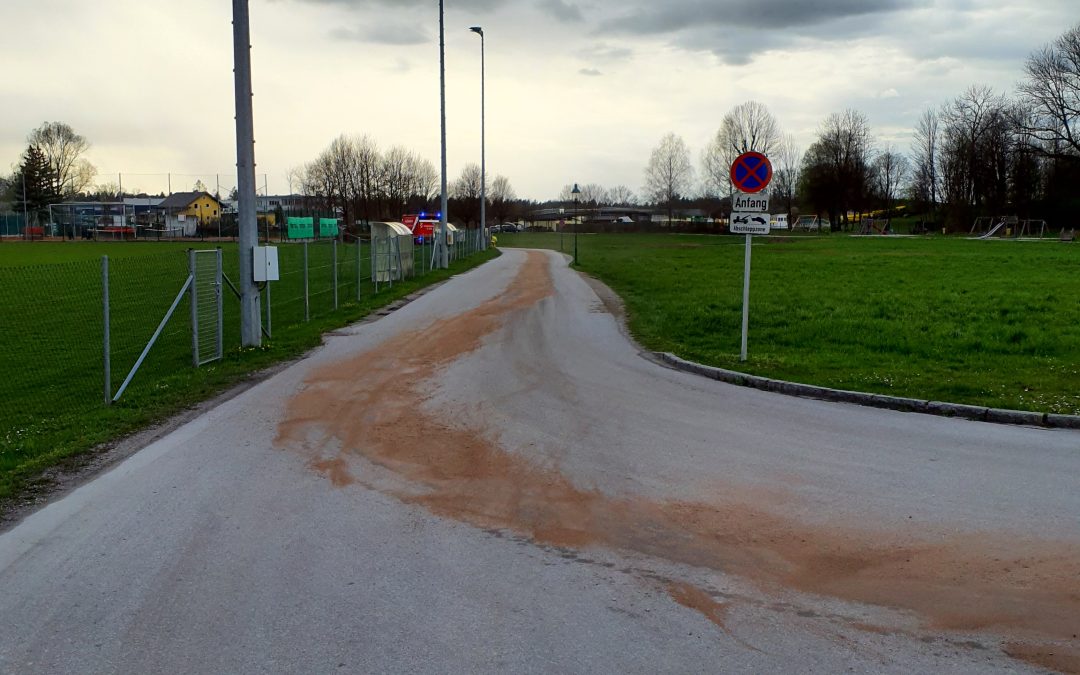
253 246 279 282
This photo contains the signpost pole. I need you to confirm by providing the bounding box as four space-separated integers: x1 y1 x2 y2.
741 233 751 361
728 151 774 364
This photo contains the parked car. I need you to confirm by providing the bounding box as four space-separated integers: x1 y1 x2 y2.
493 223 521 233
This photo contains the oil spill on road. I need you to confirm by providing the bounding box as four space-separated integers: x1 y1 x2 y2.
276 250 1080 671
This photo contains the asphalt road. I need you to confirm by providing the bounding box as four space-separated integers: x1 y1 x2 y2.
1 248 1078 674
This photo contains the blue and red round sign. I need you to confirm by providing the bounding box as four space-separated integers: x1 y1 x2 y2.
730 152 773 194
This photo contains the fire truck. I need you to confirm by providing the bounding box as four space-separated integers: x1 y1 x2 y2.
401 214 441 243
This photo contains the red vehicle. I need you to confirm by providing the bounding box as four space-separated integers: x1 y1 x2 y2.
401 214 441 243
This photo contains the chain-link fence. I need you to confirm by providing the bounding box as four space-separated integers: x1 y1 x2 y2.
0 233 490 481
0 214 27 237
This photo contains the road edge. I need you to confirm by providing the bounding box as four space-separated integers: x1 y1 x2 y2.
0 274 464 534
567 261 1080 431
650 351 1080 430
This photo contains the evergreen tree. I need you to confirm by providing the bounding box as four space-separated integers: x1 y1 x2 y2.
12 145 60 225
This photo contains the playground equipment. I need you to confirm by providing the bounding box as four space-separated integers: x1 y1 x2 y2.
1016 219 1048 238
971 216 1048 239
858 219 891 235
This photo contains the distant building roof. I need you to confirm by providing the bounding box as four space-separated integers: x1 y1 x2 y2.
159 191 219 210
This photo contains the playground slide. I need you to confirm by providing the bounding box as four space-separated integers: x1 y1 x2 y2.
977 221 1004 239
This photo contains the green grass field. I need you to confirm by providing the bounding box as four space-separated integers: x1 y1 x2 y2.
500 232 1080 414
0 239 496 501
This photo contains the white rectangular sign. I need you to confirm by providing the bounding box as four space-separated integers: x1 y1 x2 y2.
732 194 769 213
730 212 770 234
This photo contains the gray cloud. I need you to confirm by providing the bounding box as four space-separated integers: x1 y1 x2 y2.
279 0 504 8
579 67 602 76
601 0 921 34
330 24 429 45
539 0 583 23
575 44 633 62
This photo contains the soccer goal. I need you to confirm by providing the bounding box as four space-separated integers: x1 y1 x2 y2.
858 219 891 235
794 215 827 231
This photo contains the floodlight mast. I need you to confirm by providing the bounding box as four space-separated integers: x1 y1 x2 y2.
232 0 262 346
436 0 450 269
470 26 486 250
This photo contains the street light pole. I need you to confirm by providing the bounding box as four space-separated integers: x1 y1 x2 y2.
436 0 449 269
571 183 581 265
469 26 486 251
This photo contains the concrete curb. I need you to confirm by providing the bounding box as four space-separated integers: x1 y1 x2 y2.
652 352 1080 430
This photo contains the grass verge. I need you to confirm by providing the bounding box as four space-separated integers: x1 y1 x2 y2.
500 232 1080 414
0 243 499 502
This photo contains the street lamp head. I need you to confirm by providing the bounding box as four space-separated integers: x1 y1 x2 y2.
469 25 483 36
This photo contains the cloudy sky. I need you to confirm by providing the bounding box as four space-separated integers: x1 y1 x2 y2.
1 0 1075 200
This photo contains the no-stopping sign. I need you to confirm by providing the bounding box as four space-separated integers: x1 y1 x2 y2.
730 152 773 194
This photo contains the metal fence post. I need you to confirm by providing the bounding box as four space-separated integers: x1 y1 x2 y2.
215 248 223 359
189 249 199 366
102 256 111 405
265 276 272 338
333 239 339 310
356 238 362 302
303 240 310 322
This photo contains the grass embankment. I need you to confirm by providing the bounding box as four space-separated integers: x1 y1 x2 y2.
0 240 498 501
500 232 1080 414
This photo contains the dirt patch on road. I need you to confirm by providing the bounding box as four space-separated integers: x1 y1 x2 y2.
277 249 1080 671
1005 641 1080 674
667 582 729 630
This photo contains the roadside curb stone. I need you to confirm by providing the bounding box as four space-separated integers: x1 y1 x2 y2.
652 352 1080 429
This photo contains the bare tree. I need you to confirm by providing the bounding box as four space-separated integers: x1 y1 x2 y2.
380 146 417 218
93 181 121 201
1017 22 1080 159
871 147 910 216
298 134 382 225
450 163 485 225
489 175 516 223
605 185 637 206
352 136 382 223
702 101 781 195
490 175 515 202
326 134 362 225
910 108 940 221
578 183 606 205
771 135 801 221
939 86 1011 226
450 163 484 199
28 121 96 198
285 165 306 195
800 110 874 230
644 133 694 224
409 154 438 203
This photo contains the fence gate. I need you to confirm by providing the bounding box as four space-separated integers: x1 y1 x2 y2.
190 249 223 366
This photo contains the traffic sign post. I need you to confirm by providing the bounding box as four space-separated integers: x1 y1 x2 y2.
729 152 774 362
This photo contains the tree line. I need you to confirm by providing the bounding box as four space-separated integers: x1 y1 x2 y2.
6 22 1075 233
2 122 97 225
293 134 518 229
636 22 1080 233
